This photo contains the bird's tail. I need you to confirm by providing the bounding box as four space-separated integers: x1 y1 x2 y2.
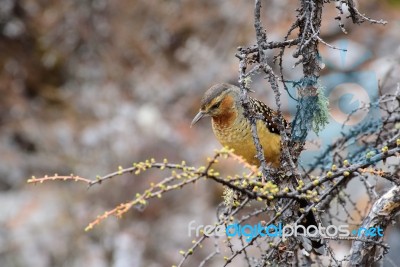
297 199 326 255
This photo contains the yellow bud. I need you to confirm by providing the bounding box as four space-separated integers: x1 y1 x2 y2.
366 151 374 159
283 187 289 193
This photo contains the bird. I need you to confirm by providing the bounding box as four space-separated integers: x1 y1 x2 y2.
191 83 325 255
191 83 289 168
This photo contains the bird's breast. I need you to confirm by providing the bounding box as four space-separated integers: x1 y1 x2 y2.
211 116 281 167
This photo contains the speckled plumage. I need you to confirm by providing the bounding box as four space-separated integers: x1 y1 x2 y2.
193 83 290 168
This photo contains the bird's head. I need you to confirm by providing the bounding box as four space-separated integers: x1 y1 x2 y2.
191 83 241 127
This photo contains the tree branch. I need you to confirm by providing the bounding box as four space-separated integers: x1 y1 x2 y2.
348 185 400 266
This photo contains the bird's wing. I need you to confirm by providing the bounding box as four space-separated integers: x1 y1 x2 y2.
248 96 291 136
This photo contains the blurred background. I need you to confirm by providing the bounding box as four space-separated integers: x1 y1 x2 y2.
0 0 399 266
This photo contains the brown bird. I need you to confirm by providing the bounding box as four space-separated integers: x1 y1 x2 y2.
191 83 325 255
191 83 289 168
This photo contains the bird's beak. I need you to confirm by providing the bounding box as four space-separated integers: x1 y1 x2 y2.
191 111 208 127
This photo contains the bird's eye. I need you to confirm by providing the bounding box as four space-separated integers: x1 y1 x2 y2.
211 102 221 109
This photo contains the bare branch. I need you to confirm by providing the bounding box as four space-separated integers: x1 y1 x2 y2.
348 185 400 266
